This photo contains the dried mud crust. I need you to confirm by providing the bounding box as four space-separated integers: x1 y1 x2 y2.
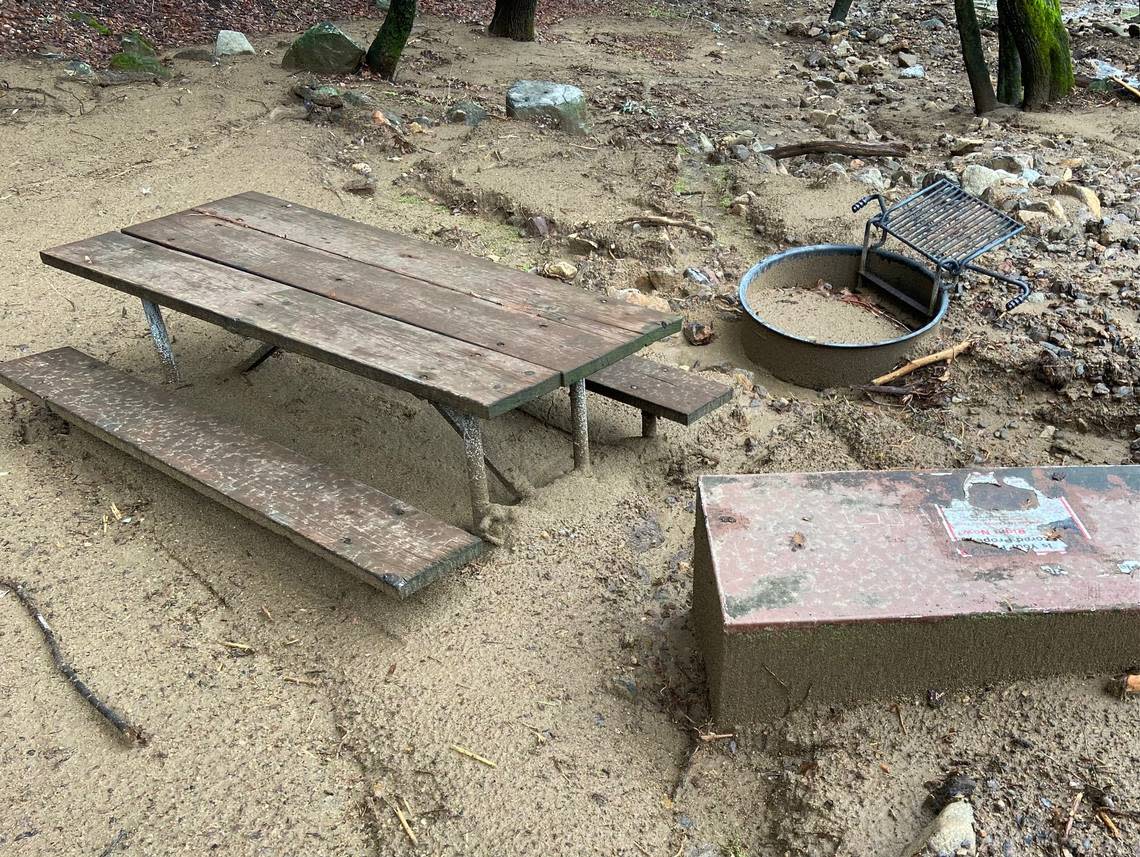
0 3 1139 857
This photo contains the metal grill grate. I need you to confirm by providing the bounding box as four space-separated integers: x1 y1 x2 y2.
853 179 1032 315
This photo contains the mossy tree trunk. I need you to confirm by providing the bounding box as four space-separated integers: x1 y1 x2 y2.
489 0 537 41
829 0 855 22
954 0 998 113
366 0 416 80
996 0 1073 109
996 10 1024 104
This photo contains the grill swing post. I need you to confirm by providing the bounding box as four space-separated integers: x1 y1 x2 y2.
852 179 1032 315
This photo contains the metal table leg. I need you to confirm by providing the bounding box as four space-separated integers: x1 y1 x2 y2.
430 403 531 500
237 343 279 374
437 405 491 530
569 379 590 472
141 299 179 381
641 412 659 438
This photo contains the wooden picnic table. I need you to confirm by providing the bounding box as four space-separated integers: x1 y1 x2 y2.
40 192 681 533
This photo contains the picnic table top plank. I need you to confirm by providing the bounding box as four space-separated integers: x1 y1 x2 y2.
123 211 647 384
195 192 680 340
41 232 561 418
0 347 483 597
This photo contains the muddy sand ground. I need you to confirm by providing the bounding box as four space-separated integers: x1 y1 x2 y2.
1 4 1139 856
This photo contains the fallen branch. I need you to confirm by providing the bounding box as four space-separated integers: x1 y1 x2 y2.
1 578 146 745
767 140 910 160
871 339 975 386
621 214 715 239
1111 77 1140 101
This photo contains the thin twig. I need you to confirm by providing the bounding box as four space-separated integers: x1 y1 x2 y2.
620 214 715 239
451 744 496 767
1 578 146 745
871 339 975 386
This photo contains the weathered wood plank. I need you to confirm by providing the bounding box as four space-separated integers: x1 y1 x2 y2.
123 211 642 384
41 232 561 418
193 192 681 341
0 348 484 598
586 355 732 425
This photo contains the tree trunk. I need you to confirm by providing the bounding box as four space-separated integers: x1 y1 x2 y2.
996 0 1073 109
489 0 537 41
829 0 855 22
366 0 416 80
996 10 1023 104
954 0 998 113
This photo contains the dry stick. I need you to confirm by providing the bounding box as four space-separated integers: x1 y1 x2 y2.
1 579 146 745
1112 77 1140 101
620 214 715 239
1064 791 1084 840
767 140 910 160
870 339 976 386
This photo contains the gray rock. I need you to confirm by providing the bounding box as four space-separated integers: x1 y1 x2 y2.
281 23 364 74
901 801 976 857
173 47 215 62
960 164 1005 197
920 18 947 29
897 51 920 67
900 65 926 79
446 99 488 126
506 80 589 135
608 675 638 701
64 60 97 79
853 166 888 191
215 30 255 56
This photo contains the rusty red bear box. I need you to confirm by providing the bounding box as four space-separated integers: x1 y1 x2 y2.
692 466 1140 725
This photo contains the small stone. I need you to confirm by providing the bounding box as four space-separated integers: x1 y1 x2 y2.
899 65 926 79
542 260 578 280
351 162 372 175
342 176 376 195
1093 382 1110 396
446 99 488 126
215 30 255 57
173 47 215 62
853 166 887 191
809 109 839 129
897 51 920 68
951 138 985 156
1023 198 1067 220
647 267 682 291
610 288 671 313
683 321 715 346
902 800 976 857
608 675 638 701
524 216 550 237
64 60 98 78
920 18 946 29
960 164 1003 197
1052 182 1102 219
506 81 589 135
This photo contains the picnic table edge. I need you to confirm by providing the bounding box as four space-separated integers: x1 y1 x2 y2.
39 243 563 420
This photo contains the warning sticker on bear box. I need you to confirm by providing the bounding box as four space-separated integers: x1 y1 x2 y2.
935 472 1091 556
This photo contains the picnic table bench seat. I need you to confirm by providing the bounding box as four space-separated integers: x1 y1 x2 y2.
585 355 732 437
0 348 483 598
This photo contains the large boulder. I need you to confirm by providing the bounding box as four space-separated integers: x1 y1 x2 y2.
506 81 589 135
282 23 364 74
215 30 255 57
